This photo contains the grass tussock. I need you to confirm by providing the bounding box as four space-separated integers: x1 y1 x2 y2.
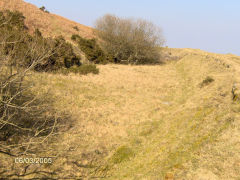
58 64 99 75
111 145 135 164
200 76 214 88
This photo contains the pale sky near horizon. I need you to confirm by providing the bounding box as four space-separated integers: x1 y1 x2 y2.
25 0 240 55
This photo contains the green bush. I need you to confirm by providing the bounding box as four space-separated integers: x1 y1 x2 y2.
39 6 50 13
0 9 99 78
0 10 81 72
200 76 214 88
0 10 33 68
73 26 79 31
44 36 81 71
0 10 26 30
71 34 108 64
58 64 99 75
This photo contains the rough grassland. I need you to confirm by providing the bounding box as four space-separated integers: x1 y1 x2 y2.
1 49 240 179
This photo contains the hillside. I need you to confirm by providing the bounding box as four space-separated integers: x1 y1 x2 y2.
0 0 94 40
1 48 239 179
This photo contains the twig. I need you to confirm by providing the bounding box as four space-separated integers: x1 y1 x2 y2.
0 150 17 157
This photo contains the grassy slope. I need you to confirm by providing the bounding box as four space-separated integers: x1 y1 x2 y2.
20 48 239 179
0 0 94 40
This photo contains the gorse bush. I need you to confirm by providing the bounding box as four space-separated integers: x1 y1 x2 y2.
34 35 82 71
0 10 82 72
72 34 108 64
0 10 26 30
73 26 79 31
39 6 50 13
39 6 45 11
0 10 32 67
52 36 81 68
95 14 165 64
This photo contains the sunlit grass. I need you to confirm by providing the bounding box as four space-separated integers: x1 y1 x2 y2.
25 48 240 179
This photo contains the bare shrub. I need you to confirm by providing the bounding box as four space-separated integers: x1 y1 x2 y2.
0 10 72 157
95 14 165 64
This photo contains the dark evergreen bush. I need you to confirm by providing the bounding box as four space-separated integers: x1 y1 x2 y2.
73 26 79 31
39 6 50 13
35 36 81 71
0 11 82 72
71 34 108 64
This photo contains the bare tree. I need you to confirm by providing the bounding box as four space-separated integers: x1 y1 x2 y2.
95 14 165 64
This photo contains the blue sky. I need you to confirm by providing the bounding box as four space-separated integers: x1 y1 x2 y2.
25 0 240 55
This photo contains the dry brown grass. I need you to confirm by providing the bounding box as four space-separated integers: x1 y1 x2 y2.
2 1 239 178
0 0 94 40
1 48 240 179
